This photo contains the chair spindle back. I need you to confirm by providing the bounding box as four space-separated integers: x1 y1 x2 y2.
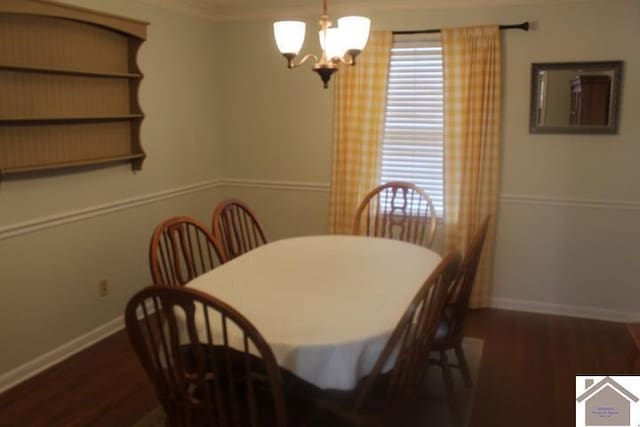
354 181 437 248
212 199 268 261
125 286 288 427
149 216 226 286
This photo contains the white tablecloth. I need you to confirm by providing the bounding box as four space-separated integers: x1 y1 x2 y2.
187 235 441 390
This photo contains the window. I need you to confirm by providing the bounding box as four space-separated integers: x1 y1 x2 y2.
380 37 444 216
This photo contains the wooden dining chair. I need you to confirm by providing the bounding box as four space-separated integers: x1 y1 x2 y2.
212 199 268 261
353 182 437 248
125 285 289 427
430 216 490 420
149 216 226 287
314 252 461 426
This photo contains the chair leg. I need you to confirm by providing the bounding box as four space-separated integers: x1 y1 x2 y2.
454 344 473 388
439 350 460 427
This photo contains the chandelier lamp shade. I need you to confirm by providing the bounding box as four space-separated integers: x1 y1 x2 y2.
273 0 371 88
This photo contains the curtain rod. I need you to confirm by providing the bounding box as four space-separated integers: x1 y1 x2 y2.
392 21 530 35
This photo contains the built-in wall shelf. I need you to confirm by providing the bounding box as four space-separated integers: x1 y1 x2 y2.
0 0 149 177
0 63 142 79
2 154 146 175
0 115 145 124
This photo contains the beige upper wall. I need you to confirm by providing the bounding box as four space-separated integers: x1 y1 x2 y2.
499 1 639 201
218 0 640 202
217 16 333 183
0 0 223 226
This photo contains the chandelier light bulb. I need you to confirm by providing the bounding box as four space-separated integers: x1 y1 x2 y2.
337 16 370 51
273 21 306 56
319 27 347 60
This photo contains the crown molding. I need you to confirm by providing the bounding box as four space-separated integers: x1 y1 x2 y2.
137 0 222 21
135 0 620 23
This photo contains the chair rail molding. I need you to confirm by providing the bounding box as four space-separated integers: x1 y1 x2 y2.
220 178 330 193
0 178 330 242
3 181 637 242
0 179 221 241
499 194 640 211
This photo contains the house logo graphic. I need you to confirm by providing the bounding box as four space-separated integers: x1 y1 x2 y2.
576 376 640 427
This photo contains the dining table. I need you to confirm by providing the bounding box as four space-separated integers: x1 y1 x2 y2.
185 234 442 390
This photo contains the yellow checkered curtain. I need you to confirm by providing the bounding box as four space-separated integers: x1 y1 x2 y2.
442 26 501 308
328 31 393 234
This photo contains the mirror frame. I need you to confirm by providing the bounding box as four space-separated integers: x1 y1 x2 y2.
529 61 623 134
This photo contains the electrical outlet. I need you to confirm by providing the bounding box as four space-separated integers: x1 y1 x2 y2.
99 279 108 297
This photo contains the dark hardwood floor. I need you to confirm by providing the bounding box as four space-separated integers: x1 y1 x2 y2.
465 309 635 427
0 309 635 427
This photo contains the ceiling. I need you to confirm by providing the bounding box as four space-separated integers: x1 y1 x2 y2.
178 0 389 17
143 0 600 21
182 0 368 10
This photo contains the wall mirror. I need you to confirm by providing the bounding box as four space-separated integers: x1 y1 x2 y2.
529 61 623 134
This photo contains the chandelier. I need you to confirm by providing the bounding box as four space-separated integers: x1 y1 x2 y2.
273 0 371 89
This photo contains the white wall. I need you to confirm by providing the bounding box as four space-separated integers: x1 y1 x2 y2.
0 0 225 380
217 0 640 319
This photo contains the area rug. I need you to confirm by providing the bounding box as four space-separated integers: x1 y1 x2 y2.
412 337 483 427
133 337 483 427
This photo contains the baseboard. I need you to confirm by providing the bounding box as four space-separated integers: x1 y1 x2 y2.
490 297 640 323
0 316 124 394
0 299 159 394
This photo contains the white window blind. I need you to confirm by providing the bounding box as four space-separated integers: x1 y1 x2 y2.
380 38 444 216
